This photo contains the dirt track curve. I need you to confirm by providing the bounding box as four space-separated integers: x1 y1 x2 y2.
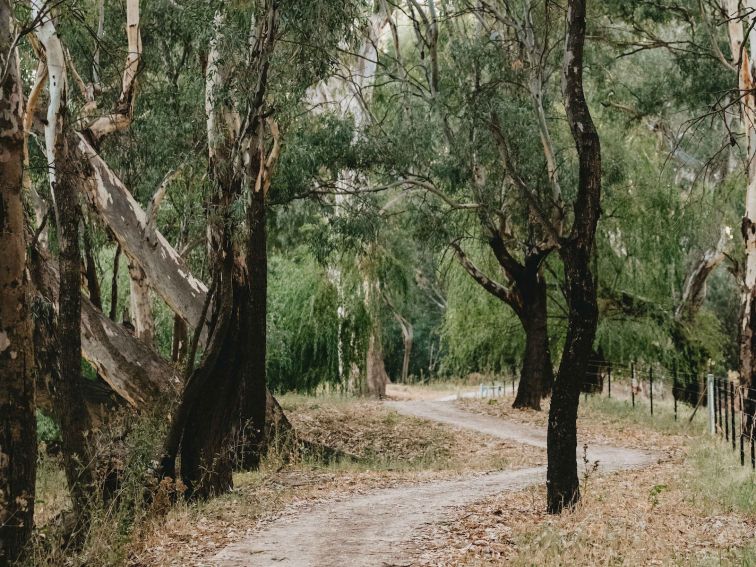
209 400 657 567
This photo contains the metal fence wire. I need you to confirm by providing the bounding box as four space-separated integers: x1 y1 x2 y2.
578 361 756 470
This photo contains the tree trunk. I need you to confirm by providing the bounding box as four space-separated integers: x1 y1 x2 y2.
732 1 756 435
51 128 96 527
366 329 390 398
547 0 602 514
109 244 121 321
513 270 553 409
396 315 413 383
171 315 188 363
74 133 210 337
547 244 597 513
239 186 269 469
0 4 36 558
128 261 155 346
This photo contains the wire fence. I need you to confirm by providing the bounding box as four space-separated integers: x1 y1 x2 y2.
577 360 756 470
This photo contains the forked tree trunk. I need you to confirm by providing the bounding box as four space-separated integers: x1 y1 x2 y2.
160 4 279 496
0 5 36 559
546 0 602 514
514 268 553 409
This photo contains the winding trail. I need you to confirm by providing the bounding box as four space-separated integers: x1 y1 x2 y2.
210 400 657 566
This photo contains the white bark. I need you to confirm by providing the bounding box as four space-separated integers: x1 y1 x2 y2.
724 0 756 383
31 1 66 196
675 226 733 321
74 134 210 333
128 261 155 345
87 0 142 140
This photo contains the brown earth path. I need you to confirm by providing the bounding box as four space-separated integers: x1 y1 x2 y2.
208 399 657 566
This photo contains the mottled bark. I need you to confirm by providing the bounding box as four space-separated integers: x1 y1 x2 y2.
128 261 155 346
0 2 36 560
547 0 602 514
31 250 176 408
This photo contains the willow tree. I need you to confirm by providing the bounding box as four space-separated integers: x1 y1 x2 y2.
0 0 36 561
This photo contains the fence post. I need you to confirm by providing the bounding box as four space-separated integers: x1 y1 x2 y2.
673 364 678 422
725 379 730 443
649 365 654 416
607 362 612 399
717 377 723 433
731 381 736 451
707 374 715 435
631 362 636 408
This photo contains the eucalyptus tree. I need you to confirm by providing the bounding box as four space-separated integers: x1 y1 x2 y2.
157 0 360 496
716 0 756 423
0 0 35 561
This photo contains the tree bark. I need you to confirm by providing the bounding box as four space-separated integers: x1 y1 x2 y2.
513 266 553 409
109 244 121 321
160 4 279 496
239 186 269 468
453 242 554 410
50 126 96 527
546 0 602 514
0 4 36 559
721 0 756 434
128 261 155 346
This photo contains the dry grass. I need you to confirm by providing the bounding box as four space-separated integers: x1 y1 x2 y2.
283 394 542 472
459 390 708 454
408 395 756 567
34 453 70 527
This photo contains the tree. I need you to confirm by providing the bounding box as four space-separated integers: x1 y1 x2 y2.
0 0 36 561
546 0 602 513
32 1 96 531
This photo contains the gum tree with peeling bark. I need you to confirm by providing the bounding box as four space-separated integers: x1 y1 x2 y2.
0 1 35 561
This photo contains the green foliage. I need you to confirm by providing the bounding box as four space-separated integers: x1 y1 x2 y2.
267 251 370 393
36 412 60 445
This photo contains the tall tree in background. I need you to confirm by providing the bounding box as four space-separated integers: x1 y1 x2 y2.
0 0 36 561
546 0 602 513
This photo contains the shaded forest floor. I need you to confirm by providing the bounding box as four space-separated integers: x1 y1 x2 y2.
33 383 756 566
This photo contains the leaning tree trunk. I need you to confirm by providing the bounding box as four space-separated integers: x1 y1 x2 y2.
513 265 553 409
546 0 602 514
0 4 36 559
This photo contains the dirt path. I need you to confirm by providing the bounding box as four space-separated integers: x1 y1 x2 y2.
209 401 657 566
